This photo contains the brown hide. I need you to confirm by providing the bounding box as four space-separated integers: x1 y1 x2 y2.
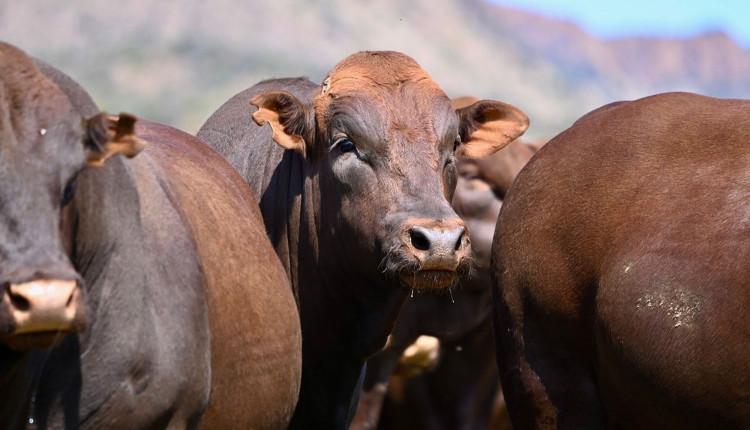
134 121 301 429
493 92 750 429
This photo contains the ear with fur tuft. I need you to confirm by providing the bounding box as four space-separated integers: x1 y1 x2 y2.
455 100 529 159
251 91 311 157
85 113 146 167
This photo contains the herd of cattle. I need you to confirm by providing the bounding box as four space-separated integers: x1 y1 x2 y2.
0 40 747 429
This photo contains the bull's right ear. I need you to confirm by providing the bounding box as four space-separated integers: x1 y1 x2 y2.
85 113 146 167
251 91 313 158
455 100 529 159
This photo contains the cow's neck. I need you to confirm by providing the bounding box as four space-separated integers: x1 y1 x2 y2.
290 173 408 429
291 262 408 430
296 263 408 356
69 159 153 344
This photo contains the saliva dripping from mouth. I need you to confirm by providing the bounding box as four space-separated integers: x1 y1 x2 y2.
10 329 64 428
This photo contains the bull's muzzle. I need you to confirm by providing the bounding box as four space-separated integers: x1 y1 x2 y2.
6 279 80 335
399 218 471 289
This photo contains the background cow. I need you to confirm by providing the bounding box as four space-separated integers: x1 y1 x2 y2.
0 42 301 429
197 51 529 429
493 92 750 429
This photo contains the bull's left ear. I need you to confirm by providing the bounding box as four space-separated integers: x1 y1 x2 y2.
85 113 147 167
455 100 529 159
251 91 313 158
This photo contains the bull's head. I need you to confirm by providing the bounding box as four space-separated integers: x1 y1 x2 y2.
0 43 145 350
251 51 528 291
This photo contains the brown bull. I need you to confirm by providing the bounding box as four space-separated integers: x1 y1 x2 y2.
197 51 529 429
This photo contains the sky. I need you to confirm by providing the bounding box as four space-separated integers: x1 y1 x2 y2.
492 0 750 48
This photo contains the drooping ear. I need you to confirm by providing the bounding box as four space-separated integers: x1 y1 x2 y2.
455 100 529 159
85 113 147 167
251 91 313 158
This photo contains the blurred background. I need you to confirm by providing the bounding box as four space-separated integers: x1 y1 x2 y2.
2 0 748 141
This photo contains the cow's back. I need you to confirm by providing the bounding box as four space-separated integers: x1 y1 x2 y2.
136 120 302 428
494 92 750 428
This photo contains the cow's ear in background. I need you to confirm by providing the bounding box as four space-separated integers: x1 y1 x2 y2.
455 100 529 159
85 113 147 167
251 91 313 158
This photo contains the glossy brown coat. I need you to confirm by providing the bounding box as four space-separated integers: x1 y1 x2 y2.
493 92 750 429
136 120 302 430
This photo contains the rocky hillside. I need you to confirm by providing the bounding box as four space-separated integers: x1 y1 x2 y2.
1 0 748 139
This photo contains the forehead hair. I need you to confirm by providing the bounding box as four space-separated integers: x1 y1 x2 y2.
327 51 434 87
314 52 450 121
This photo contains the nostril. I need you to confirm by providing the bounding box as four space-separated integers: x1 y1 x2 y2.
410 228 431 251
8 289 30 311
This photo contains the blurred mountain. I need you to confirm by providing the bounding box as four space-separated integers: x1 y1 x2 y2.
1 0 749 139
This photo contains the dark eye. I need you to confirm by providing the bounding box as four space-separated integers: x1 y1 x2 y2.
453 137 461 152
61 178 77 207
339 139 355 153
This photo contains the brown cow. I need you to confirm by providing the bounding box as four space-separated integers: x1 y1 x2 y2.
197 51 529 429
0 43 301 429
493 92 750 429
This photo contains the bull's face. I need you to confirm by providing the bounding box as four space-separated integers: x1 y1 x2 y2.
251 51 528 291
0 44 144 350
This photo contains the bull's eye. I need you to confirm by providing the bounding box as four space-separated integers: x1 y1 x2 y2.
339 139 355 153
61 178 77 207
453 137 461 152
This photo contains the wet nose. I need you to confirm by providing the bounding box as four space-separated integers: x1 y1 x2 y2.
6 279 79 334
403 218 471 269
409 225 466 254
